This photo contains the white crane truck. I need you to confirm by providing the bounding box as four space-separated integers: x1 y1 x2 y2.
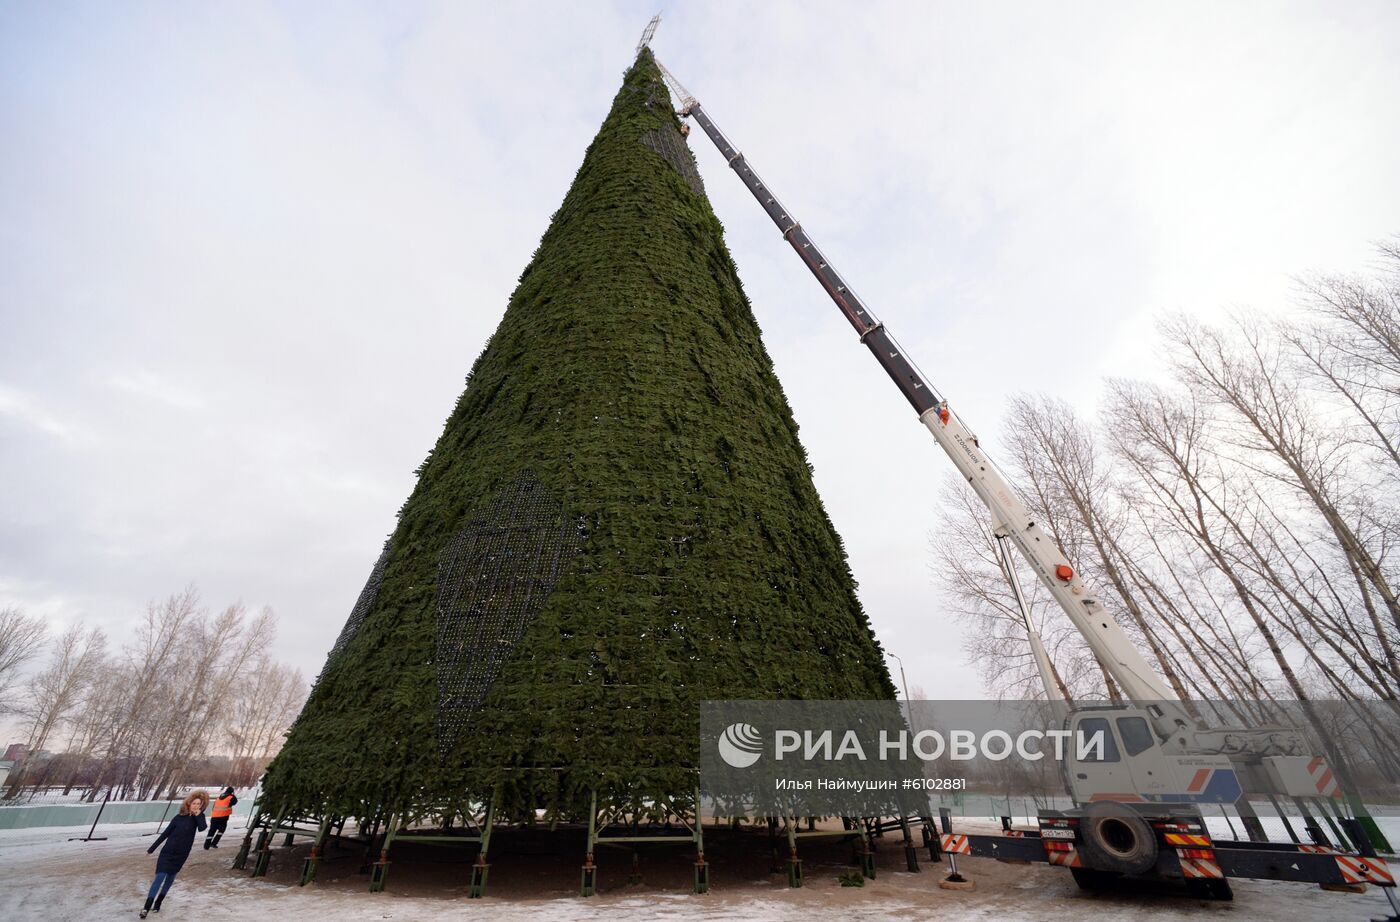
643 32 1398 914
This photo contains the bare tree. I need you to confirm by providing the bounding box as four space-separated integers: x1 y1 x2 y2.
225 658 306 786
1292 243 1400 472
0 607 48 716
1162 313 1400 640
1 589 301 799
84 587 201 800
145 603 275 797
1103 379 1316 702
932 240 1400 721
59 668 130 795
4 624 106 796
1003 394 1195 705
932 476 1104 701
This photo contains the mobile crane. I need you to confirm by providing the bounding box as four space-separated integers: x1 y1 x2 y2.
640 26 1397 911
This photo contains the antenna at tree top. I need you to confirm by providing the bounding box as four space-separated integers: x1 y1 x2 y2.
654 57 697 113
636 13 661 54
633 13 697 113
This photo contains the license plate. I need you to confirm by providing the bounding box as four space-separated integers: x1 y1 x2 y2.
1040 828 1076 840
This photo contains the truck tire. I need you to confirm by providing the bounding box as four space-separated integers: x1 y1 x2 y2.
1075 803 1158 876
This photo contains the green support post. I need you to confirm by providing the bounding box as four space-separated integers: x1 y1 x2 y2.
785 817 803 888
469 794 496 899
924 815 942 862
252 810 284 878
581 791 598 897
858 819 876 879
900 816 919 872
358 808 383 875
1315 797 1353 851
768 817 782 874
248 824 270 874
232 809 261 870
693 790 708 894
1266 794 1302 844
1348 798 1394 854
369 813 398 892
300 815 331 886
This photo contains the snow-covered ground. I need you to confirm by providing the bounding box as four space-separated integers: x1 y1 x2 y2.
1 818 1396 921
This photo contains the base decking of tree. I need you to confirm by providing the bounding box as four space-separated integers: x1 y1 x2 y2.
230 797 939 897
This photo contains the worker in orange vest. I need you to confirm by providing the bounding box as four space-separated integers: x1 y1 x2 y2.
204 787 237 849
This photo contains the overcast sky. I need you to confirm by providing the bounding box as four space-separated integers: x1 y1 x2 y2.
2 1 1398 728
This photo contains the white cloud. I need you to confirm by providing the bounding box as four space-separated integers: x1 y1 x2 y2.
108 370 205 409
0 385 76 440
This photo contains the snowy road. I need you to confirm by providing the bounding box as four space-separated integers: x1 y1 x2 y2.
0 820 1395 920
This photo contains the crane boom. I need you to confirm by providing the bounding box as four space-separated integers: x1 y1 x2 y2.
675 83 1190 734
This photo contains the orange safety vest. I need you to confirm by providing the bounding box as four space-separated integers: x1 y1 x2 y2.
211 795 234 818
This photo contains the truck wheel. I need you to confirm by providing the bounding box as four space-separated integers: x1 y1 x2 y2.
1070 867 1120 891
1076 803 1158 876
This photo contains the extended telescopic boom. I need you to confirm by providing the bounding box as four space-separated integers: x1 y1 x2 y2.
661 58 1191 737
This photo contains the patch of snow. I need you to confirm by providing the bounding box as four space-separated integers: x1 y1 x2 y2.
1 820 1396 921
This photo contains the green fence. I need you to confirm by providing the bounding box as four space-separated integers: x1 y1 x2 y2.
0 797 253 830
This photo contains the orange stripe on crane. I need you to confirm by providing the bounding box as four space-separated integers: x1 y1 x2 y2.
1336 856 1395 885
1179 856 1224 879
1363 858 1395 885
1336 856 1366 884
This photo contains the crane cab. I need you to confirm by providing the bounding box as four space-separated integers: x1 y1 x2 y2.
1063 706 1241 809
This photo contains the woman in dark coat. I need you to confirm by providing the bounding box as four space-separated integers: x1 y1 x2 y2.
140 789 207 917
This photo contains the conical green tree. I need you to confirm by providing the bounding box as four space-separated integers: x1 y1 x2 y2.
262 50 895 825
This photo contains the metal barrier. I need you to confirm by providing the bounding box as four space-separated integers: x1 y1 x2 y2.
0 796 253 830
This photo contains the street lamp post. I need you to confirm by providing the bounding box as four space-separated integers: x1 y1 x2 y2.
887 651 912 705
887 651 918 738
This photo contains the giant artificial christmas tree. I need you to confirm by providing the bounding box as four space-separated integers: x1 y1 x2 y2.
253 49 895 880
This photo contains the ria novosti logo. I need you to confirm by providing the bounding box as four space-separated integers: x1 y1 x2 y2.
716 723 1107 767
718 722 763 768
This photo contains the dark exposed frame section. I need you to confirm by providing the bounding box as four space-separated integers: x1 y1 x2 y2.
641 125 706 198
435 469 585 753
327 538 393 661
